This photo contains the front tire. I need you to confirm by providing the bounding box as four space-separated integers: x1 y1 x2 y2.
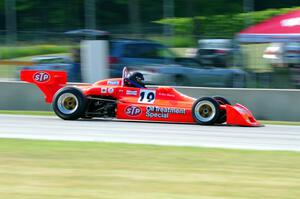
52 87 87 120
213 96 231 124
192 97 220 125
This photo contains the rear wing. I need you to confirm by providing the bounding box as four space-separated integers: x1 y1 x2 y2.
20 70 67 103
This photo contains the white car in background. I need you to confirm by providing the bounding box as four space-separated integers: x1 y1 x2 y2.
263 42 300 67
263 42 300 88
196 39 241 67
263 43 284 67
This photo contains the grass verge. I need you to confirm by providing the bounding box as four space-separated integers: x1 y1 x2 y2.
0 51 71 78
0 110 54 116
0 45 71 59
260 120 300 126
0 138 299 199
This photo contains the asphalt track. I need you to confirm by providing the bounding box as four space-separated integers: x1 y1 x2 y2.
1 114 300 151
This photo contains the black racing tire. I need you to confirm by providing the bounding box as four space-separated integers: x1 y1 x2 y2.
52 87 87 120
192 97 220 125
213 96 231 124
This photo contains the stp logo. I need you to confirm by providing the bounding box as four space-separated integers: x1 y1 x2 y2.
33 72 50 82
125 106 142 117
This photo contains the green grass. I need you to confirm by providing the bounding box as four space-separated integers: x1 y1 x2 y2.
0 64 16 78
260 120 300 126
0 139 299 199
0 110 54 116
0 45 71 59
0 52 71 78
149 36 197 47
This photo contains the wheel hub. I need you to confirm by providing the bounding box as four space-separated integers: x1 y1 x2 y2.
194 101 216 122
57 93 79 114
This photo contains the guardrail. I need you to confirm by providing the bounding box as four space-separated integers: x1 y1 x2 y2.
1 81 300 121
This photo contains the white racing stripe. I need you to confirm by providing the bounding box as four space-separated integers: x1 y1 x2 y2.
1 114 300 151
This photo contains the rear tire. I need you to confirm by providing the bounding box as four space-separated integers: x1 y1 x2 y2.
192 97 220 125
52 87 87 120
213 96 231 124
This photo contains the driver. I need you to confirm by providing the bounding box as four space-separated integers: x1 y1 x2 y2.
124 72 146 88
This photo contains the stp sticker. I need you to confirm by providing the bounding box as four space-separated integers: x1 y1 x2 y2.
125 105 142 117
33 72 50 83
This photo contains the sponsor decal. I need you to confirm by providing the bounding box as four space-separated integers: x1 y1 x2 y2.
101 88 107 93
281 17 300 27
125 105 142 117
158 92 175 97
126 90 138 96
107 80 119 85
108 88 114 93
33 72 50 83
146 106 186 118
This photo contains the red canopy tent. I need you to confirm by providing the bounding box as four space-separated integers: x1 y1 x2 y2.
238 9 300 43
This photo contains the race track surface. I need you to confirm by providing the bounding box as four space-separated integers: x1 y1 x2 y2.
1 114 300 151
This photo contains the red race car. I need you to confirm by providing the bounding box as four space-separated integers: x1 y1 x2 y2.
20 67 261 127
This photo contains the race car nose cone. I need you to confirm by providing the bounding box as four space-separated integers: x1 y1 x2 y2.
226 104 262 127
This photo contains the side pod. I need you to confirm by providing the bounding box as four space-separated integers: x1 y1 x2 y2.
20 70 67 103
226 104 261 127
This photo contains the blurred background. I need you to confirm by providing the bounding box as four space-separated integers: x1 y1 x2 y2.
1 0 300 88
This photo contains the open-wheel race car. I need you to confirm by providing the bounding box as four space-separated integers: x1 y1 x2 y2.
20 67 261 127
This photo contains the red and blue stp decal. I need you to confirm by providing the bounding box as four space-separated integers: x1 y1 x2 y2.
33 71 50 83
125 105 142 117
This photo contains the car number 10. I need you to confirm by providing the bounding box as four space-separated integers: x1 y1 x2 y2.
138 90 156 104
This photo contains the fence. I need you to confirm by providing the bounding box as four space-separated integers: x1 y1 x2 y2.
1 29 300 89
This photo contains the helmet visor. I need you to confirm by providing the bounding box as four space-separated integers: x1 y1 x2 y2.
136 76 145 85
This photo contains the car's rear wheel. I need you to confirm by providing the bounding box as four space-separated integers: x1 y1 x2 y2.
53 87 87 120
213 96 231 124
192 97 220 125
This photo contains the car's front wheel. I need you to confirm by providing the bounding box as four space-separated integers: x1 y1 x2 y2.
213 96 231 124
53 87 87 120
192 97 220 125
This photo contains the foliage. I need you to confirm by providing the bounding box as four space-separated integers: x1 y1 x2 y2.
156 7 300 39
1 1 300 33
149 35 197 47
